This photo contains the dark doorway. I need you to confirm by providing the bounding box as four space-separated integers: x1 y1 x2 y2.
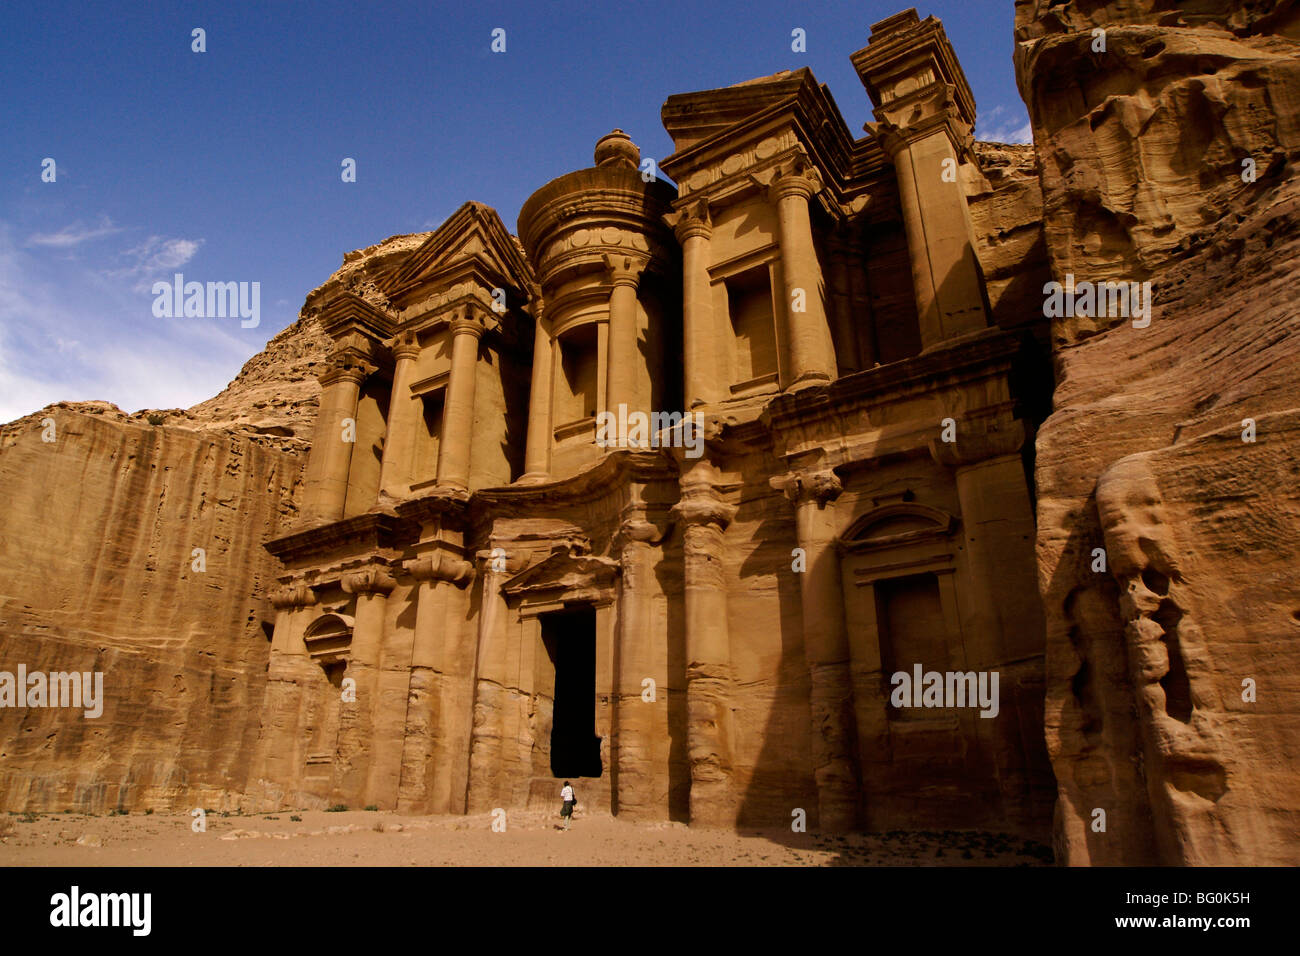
541 606 602 778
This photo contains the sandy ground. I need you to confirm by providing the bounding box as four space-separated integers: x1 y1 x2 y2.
0 808 1053 866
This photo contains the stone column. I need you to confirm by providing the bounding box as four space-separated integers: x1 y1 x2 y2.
853 10 989 351
331 565 395 807
613 508 660 818
827 239 861 375
872 116 989 350
521 306 553 482
670 211 722 407
671 467 737 826
605 254 646 441
772 169 838 387
378 334 422 499
930 421 1045 818
436 310 485 490
397 551 474 813
784 470 862 831
302 360 368 524
252 584 318 804
465 545 519 813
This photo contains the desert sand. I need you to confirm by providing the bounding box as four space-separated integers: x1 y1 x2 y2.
0 809 1051 867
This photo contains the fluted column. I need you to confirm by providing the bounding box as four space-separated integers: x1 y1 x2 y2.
436 310 485 490
670 212 722 407
671 468 737 826
772 170 837 387
521 306 553 482
378 334 422 498
784 470 861 831
302 361 368 524
605 254 646 440
331 565 395 807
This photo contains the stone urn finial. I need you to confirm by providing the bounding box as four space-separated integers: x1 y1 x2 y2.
595 128 640 170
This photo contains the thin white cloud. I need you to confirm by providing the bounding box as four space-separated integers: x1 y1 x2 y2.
26 216 123 248
976 105 1034 145
103 235 206 293
0 221 256 424
121 235 205 273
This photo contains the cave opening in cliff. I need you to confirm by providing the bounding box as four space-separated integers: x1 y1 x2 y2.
541 606 602 778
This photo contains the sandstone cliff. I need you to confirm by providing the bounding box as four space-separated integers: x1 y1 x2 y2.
1015 0 1300 864
0 234 424 812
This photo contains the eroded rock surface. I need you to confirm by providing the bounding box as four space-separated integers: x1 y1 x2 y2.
0 237 422 812
1015 0 1300 863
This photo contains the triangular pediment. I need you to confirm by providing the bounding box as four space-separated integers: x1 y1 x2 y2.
660 67 855 191
500 549 619 600
318 291 397 340
382 201 535 307
661 69 812 154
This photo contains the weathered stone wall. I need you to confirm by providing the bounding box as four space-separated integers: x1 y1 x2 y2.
0 406 301 811
0 237 415 813
1015 0 1300 864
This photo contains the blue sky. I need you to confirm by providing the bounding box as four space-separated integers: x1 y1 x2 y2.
0 1 1031 423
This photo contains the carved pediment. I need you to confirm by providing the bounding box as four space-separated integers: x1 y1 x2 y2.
500 549 619 602
382 201 535 309
302 612 355 664
839 502 957 553
318 291 397 343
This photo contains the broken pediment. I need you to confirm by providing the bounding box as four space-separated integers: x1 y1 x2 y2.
500 548 619 603
381 201 536 312
317 291 397 343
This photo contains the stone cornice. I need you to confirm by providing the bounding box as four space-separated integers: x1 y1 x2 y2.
470 449 678 519
265 512 420 563
318 292 397 344
760 327 1021 433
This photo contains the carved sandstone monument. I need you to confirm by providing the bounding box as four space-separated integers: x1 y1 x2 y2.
1 4 1295 864
246 11 1056 833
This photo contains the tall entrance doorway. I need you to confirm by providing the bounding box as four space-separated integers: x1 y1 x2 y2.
541 606 602 778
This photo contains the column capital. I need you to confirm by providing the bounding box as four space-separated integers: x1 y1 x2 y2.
403 551 474 587
388 330 421 362
475 547 531 575
671 485 735 530
449 309 488 339
340 565 397 596
771 166 823 204
604 253 647 289
665 202 712 243
780 470 843 507
615 504 670 550
319 357 373 388
269 583 317 610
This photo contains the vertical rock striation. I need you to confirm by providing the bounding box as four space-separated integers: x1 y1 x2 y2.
1015 0 1300 863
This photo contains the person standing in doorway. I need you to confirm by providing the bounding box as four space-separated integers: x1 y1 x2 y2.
560 781 576 830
